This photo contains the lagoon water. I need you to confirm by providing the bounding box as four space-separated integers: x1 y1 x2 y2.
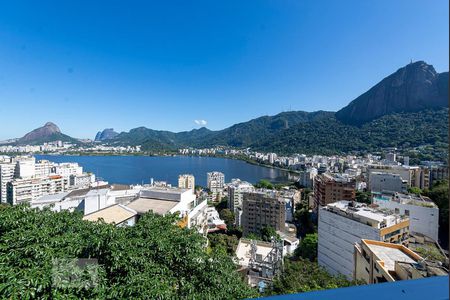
35 155 294 187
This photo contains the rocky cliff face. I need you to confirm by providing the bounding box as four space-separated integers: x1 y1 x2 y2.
19 122 62 143
95 128 119 141
336 61 449 125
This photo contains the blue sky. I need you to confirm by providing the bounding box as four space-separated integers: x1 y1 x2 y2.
0 0 448 140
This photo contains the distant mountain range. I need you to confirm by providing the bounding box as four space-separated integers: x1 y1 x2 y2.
12 61 449 155
95 128 119 141
16 122 80 145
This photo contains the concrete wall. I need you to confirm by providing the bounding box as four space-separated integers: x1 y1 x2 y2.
318 209 380 279
374 200 439 241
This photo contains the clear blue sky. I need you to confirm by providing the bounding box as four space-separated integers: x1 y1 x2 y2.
0 0 448 140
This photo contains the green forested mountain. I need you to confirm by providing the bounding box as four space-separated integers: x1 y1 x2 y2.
108 108 448 156
106 61 448 155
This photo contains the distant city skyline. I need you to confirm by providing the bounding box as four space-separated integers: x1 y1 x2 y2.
0 0 448 140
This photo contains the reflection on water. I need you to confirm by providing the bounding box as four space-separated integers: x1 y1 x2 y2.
35 155 293 186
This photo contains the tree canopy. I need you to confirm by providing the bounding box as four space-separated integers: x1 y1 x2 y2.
0 204 256 299
295 233 318 261
268 258 360 295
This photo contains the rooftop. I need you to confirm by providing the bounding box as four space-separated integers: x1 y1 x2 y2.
235 238 274 268
126 197 179 215
363 240 418 271
325 201 406 228
83 204 137 224
32 191 71 204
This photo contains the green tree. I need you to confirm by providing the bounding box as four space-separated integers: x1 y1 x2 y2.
294 233 318 261
408 186 422 195
219 208 235 227
269 258 360 296
254 179 274 190
208 233 239 256
355 191 371 204
423 180 449 247
0 204 257 299
261 226 280 242
294 201 315 236
214 197 228 213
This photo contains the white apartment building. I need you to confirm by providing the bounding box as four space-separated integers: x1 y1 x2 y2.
318 201 409 279
207 171 225 201
127 186 208 234
70 173 95 188
369 172 408 193
298 167 317 188
14 156 36 178
227 179 255 211
7 175 71 205
0 163 15 203
367 164 423 189
178 174 195 190
373 192 439 241
227 178 255 226
207 171 225 192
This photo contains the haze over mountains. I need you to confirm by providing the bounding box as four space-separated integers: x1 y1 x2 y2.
13 61 449 154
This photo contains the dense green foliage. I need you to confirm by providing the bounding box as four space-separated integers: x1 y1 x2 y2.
293 200 315 237
355 191 372 204
0 205 256 299
254 179 274 189
268 258 360 295
423 180 449 247
295 233 318 261
219 209 235 228
109 109 448 161
260 226 280 242
208 233 239 256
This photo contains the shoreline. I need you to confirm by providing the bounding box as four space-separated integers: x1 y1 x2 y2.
31 151 300 177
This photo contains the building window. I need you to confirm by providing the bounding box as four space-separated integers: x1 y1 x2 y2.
394 208 399 214
405 210 410 216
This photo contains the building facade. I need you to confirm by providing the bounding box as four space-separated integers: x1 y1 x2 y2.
313 173 355 208
373 192 439 241
318 201 409 279
354 239 447 284
241 192 286 236
369 172 408 193
178 174 195 190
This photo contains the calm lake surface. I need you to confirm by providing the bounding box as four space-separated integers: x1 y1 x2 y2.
35 155 294 186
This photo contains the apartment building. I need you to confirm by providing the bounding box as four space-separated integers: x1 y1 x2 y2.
7 175 70 205
369 172 408 193
241 191 286 236
178 174 195 190
313 173 355 208
318 201 409 279
227 179 255 226
207 171 225 201
367 165 428 189
228 179 255 211
0 163 15 203
354 239 448 284
298 167 317 189
207 171 225 192
373 192 439 241
126 186 208 234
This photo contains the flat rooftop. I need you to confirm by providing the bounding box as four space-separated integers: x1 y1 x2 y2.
33 191 71 204
126 197 178 215
367 243 417 271
83 204 137 224
325 201 404 227
235 239 274 268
